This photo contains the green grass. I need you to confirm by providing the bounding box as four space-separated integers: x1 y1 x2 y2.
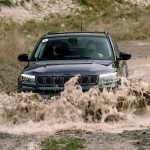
40 136 86 150
73 0 129 12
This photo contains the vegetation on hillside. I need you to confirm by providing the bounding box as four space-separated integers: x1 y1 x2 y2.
0 0 32 7
0 0 13 7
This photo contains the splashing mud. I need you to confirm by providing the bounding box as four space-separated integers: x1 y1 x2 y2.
0 69 150 134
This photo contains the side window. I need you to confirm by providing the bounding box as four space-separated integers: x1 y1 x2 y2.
111 37 120 58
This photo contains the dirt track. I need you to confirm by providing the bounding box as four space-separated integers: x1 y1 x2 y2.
0 41 150 150
0 129 150 150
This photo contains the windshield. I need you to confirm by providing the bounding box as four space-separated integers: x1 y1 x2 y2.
31 36 114 61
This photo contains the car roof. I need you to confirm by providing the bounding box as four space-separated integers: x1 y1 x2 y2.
43 31 109 38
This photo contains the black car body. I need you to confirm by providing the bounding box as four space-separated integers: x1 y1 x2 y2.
18 31 131 98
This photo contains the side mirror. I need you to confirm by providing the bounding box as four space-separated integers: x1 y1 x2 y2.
18 54 28 62
119 52 131 60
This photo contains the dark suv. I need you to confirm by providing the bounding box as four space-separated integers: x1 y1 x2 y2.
18 31 131 98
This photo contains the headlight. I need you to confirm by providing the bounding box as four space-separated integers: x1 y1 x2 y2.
99 72 117 83
21 74 35 82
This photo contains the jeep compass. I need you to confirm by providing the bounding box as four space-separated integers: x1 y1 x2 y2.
18 31 131 98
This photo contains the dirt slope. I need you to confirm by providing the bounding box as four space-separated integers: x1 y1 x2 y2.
0 0 82 24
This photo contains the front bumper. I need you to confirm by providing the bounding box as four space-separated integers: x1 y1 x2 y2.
18 80 119 99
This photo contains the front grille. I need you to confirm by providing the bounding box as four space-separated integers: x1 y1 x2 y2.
64 76 70 83
77 76 81 84
91 76 98 84
36 76 98 86
46 77 52 85
82 76 88 84
36 77 44 85
55 77 61 85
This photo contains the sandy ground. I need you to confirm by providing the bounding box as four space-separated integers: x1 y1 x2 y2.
0 129 150 150
119 40 150 76
0 40 150 150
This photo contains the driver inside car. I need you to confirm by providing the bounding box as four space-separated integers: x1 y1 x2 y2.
52 42 65 59
86 41 103 58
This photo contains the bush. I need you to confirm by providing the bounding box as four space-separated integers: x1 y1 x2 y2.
0 19 30 93
0 0 13 7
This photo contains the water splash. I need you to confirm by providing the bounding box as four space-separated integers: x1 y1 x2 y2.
0 74 150 134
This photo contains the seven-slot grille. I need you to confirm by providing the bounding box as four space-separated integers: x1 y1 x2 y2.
36 76 98 86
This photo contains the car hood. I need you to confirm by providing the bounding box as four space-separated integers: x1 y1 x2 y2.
23 60 117 76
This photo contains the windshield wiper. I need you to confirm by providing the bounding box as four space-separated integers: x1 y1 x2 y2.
64 56 91 59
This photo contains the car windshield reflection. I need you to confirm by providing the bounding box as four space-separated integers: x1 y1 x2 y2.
32 36 114 61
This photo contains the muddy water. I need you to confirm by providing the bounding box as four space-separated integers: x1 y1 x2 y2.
0 59 150 134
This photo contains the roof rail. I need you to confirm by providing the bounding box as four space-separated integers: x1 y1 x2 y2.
104 30 109 37
44 31 55 36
